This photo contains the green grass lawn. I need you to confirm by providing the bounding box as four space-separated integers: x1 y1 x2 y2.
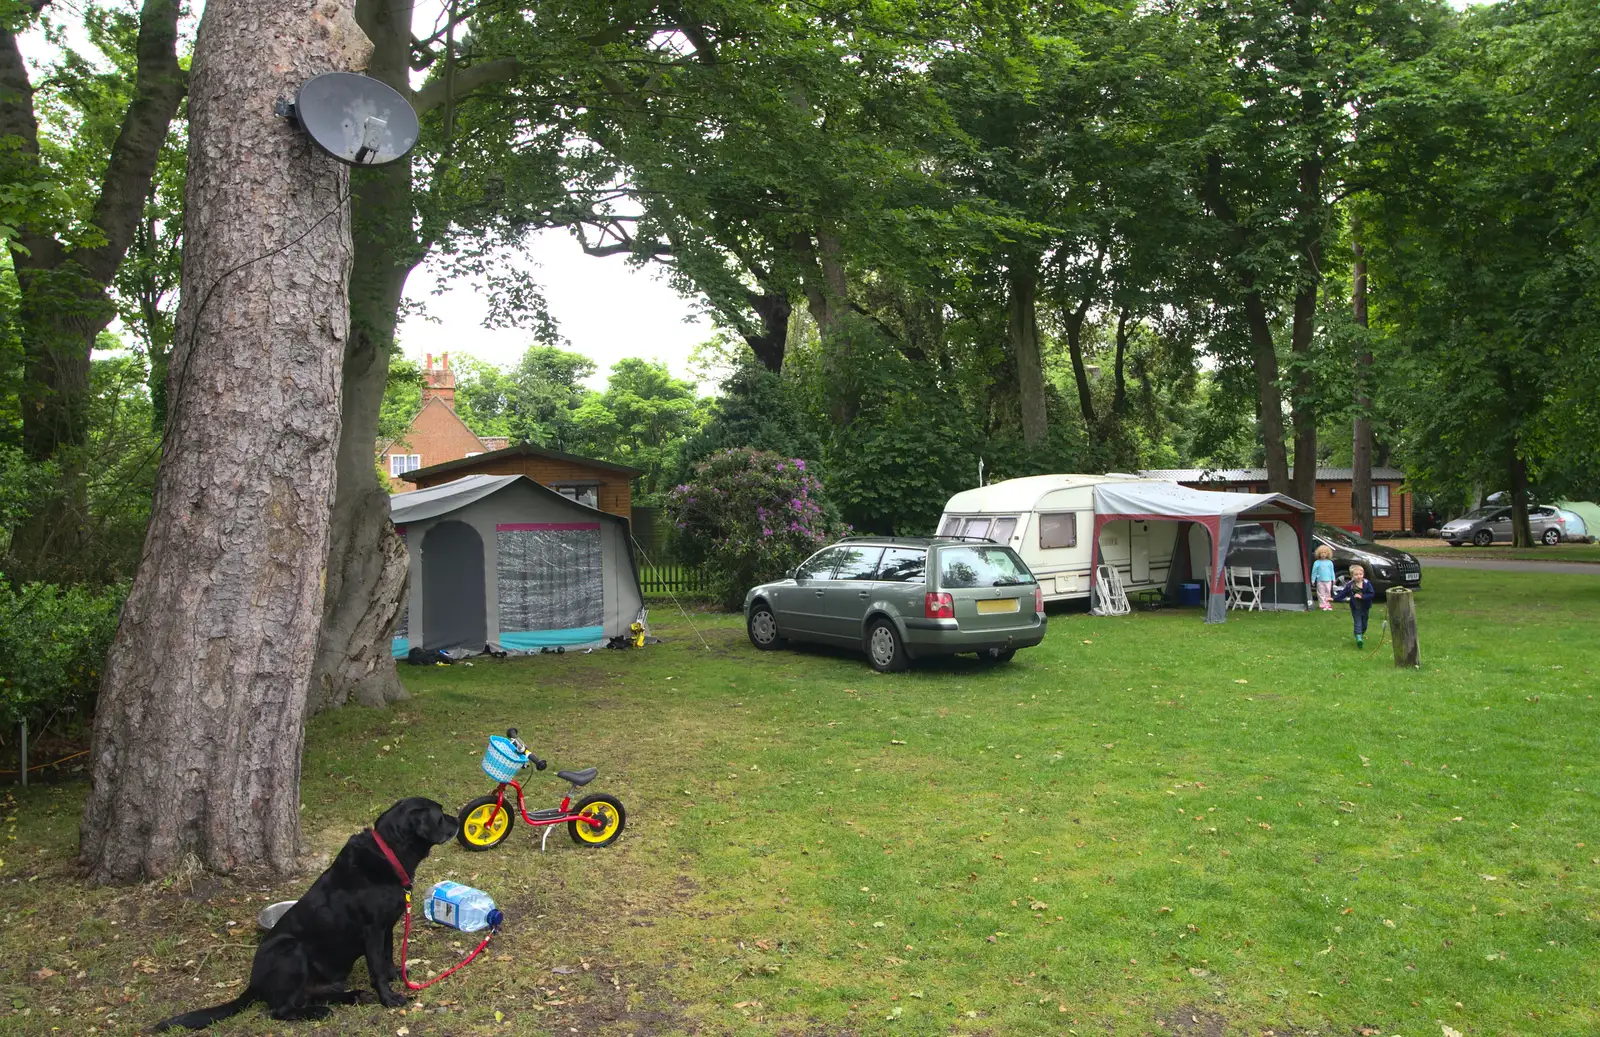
2 568 1597 1036
1397 539 1600 564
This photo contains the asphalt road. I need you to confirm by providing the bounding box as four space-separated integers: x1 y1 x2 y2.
1421 556 1600 576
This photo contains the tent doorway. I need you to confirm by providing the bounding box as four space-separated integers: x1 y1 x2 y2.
422 520 487 650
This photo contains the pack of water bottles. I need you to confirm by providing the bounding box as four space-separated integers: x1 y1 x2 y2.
423 881 503 933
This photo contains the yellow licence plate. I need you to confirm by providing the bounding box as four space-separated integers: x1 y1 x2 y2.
976 598 1021 614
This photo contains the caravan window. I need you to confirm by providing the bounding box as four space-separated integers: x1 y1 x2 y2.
1039 512 1077 549
961 517 992 539
938 515 961 536
989 516 1018 542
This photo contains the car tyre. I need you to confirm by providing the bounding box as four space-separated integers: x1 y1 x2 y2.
1472 529 1493 547
1542 527 1561 546
747 603 784 650
865 618 909 673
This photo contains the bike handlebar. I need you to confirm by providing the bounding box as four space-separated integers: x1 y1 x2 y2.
505 727 547 770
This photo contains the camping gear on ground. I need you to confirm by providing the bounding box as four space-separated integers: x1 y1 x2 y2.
1179 582 1204 607
423 881 503 933
457 728 627 854
1092 563 1130 616
389 474 646 659
936 474 1315 622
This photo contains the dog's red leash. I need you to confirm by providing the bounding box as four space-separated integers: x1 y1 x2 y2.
369 829 499 991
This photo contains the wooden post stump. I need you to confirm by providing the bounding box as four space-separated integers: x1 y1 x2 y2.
1387 587 1420 667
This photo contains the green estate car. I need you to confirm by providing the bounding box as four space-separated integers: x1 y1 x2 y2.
743 537 1047 672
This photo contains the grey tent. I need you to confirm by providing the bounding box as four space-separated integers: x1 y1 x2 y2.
389 474 644 656
1088 481 1315 623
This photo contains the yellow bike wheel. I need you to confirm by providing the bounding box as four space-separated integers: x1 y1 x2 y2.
568 793 626 847
457 794 514 851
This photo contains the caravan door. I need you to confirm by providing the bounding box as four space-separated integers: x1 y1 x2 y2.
1130 522 1150 584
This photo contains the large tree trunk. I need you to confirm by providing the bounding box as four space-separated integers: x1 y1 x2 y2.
78 0 371 884
1288 148 1324 510
1507 444 1534 548
1351 227 1374 537
1241 291 1292 496
308 0 417 715
794 228 858 425
741 289 790 373
1008 259 1048 449
0 0 184 579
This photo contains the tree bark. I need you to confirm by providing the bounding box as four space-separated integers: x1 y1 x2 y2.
1507 445 1533 548
1112 307 1131 418
1241 291 1292 496
0 0 185 577
1008 258 1047 449
741 288 790 373
78 0 371 883
1386 587 1419 668
1289 274 1319 509
1351 225 1374 537
1287 13 1325 511
307 0 418 715
793 228 857 425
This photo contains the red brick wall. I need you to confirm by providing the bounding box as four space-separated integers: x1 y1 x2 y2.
411 456 633 520
379 397 489 492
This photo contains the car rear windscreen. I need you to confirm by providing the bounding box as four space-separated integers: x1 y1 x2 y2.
938 546 1036 588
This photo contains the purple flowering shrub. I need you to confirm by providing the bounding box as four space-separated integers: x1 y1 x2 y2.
667 448 847 610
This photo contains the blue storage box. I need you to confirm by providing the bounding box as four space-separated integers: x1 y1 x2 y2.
1180 583 1203 606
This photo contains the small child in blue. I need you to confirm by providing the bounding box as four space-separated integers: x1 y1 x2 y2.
1332 563 1377 646
1311 545 1336 610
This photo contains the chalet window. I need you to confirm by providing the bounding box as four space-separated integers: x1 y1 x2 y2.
555 484 599 509
389 454 421 477
1372 484 1391 517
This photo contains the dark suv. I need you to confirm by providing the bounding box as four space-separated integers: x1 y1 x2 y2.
743 537 1047 672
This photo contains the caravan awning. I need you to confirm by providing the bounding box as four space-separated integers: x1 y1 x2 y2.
1090 482 1314 623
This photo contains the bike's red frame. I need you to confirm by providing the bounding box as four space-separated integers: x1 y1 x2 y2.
482 779 604 830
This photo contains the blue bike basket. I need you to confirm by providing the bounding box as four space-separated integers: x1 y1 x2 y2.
481 736 528 782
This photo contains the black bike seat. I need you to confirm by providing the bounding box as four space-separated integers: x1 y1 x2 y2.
557 767 598 786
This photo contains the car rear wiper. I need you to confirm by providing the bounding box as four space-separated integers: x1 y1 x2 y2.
992 577 1020 586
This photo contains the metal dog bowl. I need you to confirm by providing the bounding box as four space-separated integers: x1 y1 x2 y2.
257 900 297 930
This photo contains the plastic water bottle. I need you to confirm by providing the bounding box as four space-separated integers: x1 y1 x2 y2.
423 881 503 933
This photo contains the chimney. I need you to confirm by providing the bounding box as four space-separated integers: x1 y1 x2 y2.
421 351 456 408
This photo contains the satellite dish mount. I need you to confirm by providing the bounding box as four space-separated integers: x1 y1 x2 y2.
277 72 419 167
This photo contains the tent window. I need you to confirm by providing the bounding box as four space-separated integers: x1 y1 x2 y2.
497 527 604 633
389 454 421 477
1039 512 1077 549
1372 485 1390 517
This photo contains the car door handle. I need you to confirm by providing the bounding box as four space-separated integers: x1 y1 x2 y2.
857 591 870 599
815 590 825 597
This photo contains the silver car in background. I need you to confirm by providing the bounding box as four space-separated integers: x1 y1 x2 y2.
743 536 1047 672
1440 505 1566 546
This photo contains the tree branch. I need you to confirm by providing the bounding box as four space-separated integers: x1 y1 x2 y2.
79 0 186 285
412 56 519 115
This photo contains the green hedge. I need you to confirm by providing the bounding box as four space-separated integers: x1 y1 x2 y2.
0 578 126 731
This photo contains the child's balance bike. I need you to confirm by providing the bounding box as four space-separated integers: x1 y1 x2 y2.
457 728 626 852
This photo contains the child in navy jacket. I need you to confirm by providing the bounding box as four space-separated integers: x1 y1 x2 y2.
1332 564 1377 646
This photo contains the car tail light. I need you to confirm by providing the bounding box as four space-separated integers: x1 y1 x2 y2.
1034 585 1044 612
924 591 954 619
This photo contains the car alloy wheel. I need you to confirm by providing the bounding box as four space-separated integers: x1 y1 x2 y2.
1472 529 1493 547
1543 528 1561 545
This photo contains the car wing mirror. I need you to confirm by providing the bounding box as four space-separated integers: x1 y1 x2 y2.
786 568 798 580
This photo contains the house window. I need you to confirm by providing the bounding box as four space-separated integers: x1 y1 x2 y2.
556 484 600 509
1039 512 1077 549
389 454 421 477
1372 484 1391 517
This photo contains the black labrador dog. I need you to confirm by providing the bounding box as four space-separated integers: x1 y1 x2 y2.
154 797 457 1030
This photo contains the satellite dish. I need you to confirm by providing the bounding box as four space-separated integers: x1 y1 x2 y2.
285 72 419 166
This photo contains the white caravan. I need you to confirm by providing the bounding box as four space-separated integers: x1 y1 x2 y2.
937 474 1179 603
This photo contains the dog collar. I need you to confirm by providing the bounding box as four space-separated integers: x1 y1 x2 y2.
367 828 412 888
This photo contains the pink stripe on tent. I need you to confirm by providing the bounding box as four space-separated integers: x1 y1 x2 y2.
394 526 406 536
495 522 602 531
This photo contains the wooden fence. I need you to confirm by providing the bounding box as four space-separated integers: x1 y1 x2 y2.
638 563 711 599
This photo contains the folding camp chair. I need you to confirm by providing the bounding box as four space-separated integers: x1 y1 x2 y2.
1227 566 1263 611
1094 564 1131 616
